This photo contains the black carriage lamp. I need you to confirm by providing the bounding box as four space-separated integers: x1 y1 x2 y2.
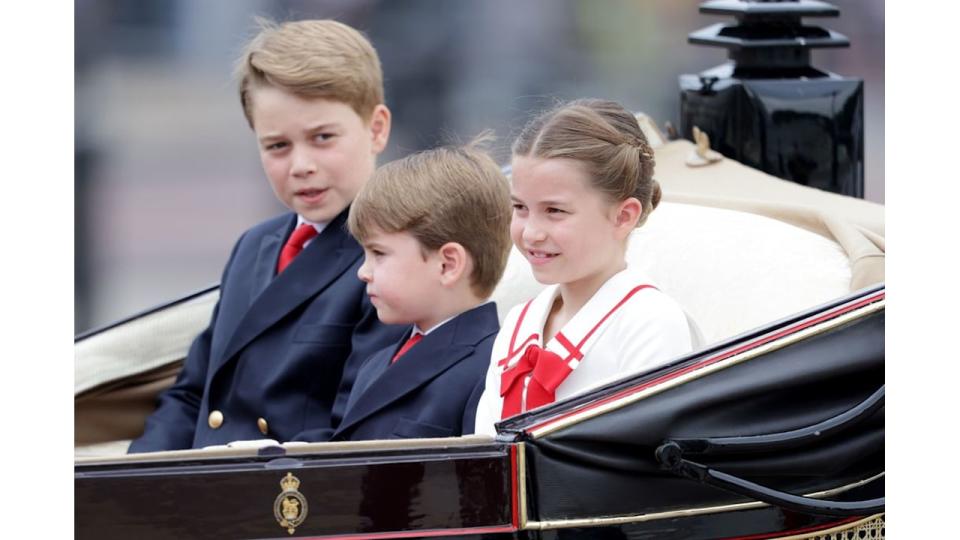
680 0 865 198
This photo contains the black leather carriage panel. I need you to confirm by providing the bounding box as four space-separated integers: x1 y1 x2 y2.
524 307 885 521
292 322 355 345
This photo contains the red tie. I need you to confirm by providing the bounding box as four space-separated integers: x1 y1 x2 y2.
392 333 423 364
500 345 573 419
277 224 319 274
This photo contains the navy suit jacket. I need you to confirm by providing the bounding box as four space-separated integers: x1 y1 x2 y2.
329 302 499 441
128 210 407 453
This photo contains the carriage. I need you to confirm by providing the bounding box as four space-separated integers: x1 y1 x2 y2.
75 121 885 539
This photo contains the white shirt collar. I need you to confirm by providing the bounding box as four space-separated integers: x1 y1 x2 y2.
412 317 453 338
295 215 330 248
412 300 493 337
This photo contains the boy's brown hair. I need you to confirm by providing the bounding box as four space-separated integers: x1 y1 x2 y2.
348 142 512 298
236 18 384 127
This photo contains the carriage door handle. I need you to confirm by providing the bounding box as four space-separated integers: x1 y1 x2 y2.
654 385 884 517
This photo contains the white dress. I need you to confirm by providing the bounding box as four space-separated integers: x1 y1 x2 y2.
474 266 695 435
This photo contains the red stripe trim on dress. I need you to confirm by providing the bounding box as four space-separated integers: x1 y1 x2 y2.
498 334 541 368
528 291 884 435
505 284 656 367
554 331 584 362
499 300 536 367
508 300 534 353
572 285 655 353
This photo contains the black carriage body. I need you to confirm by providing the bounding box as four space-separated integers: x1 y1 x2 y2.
679 0 866 198
76 287 884 539
680 66 864 198
76 442 516 539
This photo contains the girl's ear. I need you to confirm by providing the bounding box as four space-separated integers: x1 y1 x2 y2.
613 197 642 238
368 104 391 154
437 242 470 287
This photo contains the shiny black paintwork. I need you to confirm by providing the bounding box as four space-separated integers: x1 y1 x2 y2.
75 444 513 539
680 0 865 197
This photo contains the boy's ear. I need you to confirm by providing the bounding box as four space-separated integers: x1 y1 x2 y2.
613 197 642 238
368 104 391 155
437 242 470 287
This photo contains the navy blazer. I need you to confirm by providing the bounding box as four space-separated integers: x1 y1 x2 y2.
328 302 499 442
128 210 407 452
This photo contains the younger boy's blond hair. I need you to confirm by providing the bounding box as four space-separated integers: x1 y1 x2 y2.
349 143 512 298
236 18 384 127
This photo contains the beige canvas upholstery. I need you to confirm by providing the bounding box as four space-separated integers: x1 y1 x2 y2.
655 139 884 291
75 290 218 449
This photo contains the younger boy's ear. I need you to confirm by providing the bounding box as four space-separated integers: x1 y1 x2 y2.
613 197 642 238
437 242 470 287
368 104 391 155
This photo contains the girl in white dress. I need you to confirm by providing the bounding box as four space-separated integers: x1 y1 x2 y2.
474 99 697 435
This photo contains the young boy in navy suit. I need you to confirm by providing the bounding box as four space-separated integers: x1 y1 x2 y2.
327 143 512 441
128 20 407 453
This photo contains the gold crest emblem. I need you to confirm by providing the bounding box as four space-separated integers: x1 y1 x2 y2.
273 472 308 534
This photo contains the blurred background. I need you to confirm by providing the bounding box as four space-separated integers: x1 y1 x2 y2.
74 0 884 334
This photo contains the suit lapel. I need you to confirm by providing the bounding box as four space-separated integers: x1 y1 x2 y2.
216 212 360 372
336 304 499 435
337 335 470 435
250 218 291 304
344 345 397 413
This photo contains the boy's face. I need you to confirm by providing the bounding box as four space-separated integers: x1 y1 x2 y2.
357 229 445 330
250 85 390 223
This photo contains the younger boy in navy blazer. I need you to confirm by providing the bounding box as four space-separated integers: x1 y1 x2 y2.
129 20 407 452
327 143 512 441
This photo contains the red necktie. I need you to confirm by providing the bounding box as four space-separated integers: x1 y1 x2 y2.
277 223 319 274
500 345 573 419
392 333 423 364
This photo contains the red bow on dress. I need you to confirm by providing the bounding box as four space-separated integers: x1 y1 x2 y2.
500 345 573 419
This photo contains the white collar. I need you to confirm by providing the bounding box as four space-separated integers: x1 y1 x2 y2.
414 300 493 336
295 215 329 248
413 316 455 337
295 215 330 235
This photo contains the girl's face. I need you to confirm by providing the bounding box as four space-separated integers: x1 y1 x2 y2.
510 156 638 296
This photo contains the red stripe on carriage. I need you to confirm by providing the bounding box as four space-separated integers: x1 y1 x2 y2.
528 291 885 435
510 444 520 529
300 524 520 539
721 516 863 539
